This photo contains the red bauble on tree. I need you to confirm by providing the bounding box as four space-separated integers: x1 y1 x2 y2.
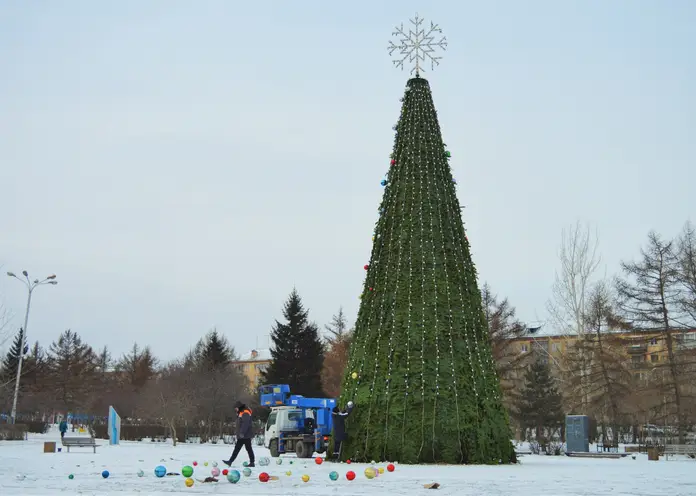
364 264 369 270
390 159 396 165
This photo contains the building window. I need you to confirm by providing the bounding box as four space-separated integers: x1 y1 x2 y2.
650 354 659 362
552 343 561 352
520 344 528 353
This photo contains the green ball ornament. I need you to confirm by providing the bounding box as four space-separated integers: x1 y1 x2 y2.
243 467 252 477
329 471 339 481
182 465 194 477
68 474 74 480
242 461 249 467
276 458 283 465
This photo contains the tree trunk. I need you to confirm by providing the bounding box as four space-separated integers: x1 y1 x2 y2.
595 330 620 443
663 331 684 443
169 420 177 447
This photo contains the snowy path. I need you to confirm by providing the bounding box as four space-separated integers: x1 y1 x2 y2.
2 432 695 495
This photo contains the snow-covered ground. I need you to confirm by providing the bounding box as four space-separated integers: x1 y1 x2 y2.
2 427 695 495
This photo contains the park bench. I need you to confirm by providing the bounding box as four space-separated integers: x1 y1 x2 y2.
596 442 619 453
62 436 99 453
664 444 696 460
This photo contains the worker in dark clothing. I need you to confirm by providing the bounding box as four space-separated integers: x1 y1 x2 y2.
330 400 354 460
223 402 255 467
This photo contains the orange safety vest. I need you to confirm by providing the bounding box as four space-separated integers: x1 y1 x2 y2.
239 408 252 417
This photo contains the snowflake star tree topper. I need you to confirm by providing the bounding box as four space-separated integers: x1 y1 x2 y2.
388 13 447 76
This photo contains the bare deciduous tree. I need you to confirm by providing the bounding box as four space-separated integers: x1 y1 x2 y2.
547 222 602 410
140 361 196 446
615 231 693 443
677 221 696 324
481 283 527 411
563 282 632 442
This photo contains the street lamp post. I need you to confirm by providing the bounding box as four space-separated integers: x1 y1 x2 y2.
6 270 57 424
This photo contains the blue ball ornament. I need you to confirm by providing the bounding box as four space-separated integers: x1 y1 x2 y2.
227 470 241 483
101 470 110 478
154 465 167 478
381 179 387 186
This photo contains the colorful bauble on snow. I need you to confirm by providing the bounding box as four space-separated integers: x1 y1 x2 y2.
227 470 240 483
259 472 270 482
192 461 198 467
329 471 339 481
387 463 395 472
302 474 310 483
203 461 208 467
68 474 74 480
276 458 282 465
181 465 194 478
346 459 352 464
137 469 144 477
222 469 229 476
346 470 356 480
185 478 194 487
243 468 252 477
212 461 218 468
285 470 292 476
381 179 387 186
211 467 221 477
243 461 249 467
315 457 323 465
259 456 270 466
154 465 166 478
364 467 376 479
378 467 385 474
101 470 110 479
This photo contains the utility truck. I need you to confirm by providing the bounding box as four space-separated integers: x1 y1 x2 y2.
260 384 336 458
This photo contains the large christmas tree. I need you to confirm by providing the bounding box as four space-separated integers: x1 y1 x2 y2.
338 19 515 464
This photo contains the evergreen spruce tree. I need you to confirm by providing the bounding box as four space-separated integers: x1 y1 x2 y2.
1 328 28 385
338 75 515 464
200 329 231 369
47 330 98 411
262 289 324 397
515 359 564 442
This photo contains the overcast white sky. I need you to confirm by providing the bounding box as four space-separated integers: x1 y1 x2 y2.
1 1 694 361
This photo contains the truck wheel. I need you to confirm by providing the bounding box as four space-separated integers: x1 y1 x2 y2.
269 439 279 458
295 441 310 458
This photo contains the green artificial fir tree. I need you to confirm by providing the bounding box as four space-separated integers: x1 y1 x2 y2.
338 54 516 463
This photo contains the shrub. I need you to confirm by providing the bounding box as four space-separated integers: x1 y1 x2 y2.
0 424 28 440
26 421 49 434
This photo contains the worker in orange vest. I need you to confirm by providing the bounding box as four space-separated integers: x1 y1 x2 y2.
223 402 256 467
